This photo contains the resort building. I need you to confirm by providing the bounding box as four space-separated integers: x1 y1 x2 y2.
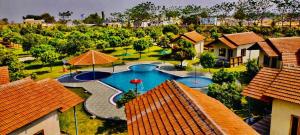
248 37 300 68
0 68 83 135
172 31 206 56
125 80 258 135
207 32 264 67
243 66 300 135
23 19 45 25
0 66 9 85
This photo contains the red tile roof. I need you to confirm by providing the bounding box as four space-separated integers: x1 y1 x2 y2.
125 80 258 135
172 31 205 44
0 66 10 85
243 66 300 104
208 32 264 49
255 42 279 57
68 50 118 66
249 37 300 66
242 68 280 102
218 37 237 49
0 78 83 135
268 37 300 53
223 32 264 46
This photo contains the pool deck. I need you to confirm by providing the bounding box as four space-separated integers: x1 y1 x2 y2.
58 61 211 120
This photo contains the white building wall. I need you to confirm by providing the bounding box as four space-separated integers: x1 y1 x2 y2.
9 111 61 135
236 44 260 63
194 41 204 56
211 43 231 59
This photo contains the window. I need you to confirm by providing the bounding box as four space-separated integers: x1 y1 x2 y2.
291 116 300 135
241 49 246 56
219 48 226 57
34 130 44 135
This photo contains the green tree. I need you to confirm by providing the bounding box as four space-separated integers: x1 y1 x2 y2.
109 36 122 50
30 44 55 59
234 8 246 26
40 13 56 23
0 45 26 81
96 40 110 51
162 7 181 20
157 35 170 48
83 13 103 25
58 11 73 23
66 31 92 55
133 38 149 58
162 25 179 34
200 52 217 69
174 48 195 68
207 82 242 109
40 50 59 71
211 2 236 25
126 2 158 27
22 33 47 51
135 29 146 38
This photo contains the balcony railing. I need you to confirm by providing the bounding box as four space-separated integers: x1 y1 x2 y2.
230 56 243 67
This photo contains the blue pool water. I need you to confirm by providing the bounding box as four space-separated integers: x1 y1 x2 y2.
74 64 212 100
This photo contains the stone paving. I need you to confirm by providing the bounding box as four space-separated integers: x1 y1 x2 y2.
62 81 125 120
58 61 211 120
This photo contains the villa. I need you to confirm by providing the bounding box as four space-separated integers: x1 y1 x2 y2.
125 80 258 135
248 37 300 68
207 32 264 67
0 67 83 135
243 66 300 135
171 31 206 56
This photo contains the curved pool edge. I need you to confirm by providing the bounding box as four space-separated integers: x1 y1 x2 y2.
95 80 123 106
59 63 212 105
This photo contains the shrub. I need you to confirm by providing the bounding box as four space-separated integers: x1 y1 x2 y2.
162 25 179 35
212 69 239 84
285 28 297 37
200 52 217 69
116 90 137 108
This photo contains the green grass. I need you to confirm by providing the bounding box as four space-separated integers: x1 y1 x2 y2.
59 87 127 135
23 46 179 80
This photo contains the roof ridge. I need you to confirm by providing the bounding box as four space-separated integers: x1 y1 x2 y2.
222 36 239 46
224 31 253 36
269 37 300 40
171 80 225 135
0 77 33 89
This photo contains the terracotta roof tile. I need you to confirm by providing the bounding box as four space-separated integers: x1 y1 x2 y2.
218 37 237 49
172 31 205 45
183 31 205 43
0 66 10 85
268 37 300 53
68 50 118 66
223 32 264 46
242 68 280 102
243 66 300 104
256 42 279 57
0 78 83 134
125 80 258 135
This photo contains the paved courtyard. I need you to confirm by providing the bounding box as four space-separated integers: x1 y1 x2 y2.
58 61 211 120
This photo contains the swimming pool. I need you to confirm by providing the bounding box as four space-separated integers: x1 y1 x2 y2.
75 64 212 100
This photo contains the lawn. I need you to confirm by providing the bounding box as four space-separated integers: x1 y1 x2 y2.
59 87 127 135
22 46 179 80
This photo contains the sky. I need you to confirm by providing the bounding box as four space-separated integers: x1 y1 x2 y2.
0 0 235 23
